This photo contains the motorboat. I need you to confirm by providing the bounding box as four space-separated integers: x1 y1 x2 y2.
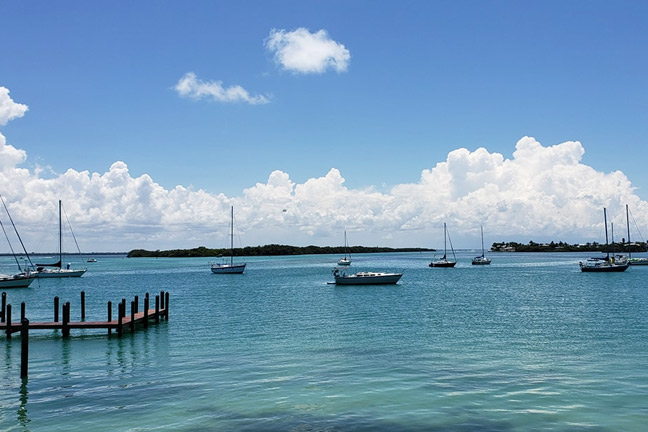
332 268 402 285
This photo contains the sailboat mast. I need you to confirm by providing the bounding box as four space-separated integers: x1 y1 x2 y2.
344 231 348 259
58 199 62 266
443 223 447 258
626 204 631 259
230 206 234 266
604 208 610 259
480 225 485 257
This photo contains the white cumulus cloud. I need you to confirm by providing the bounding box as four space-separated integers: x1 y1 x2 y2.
174 72 269 105
0 87 28 126
265 28 351 74
1 116 647 251
0 132 28 172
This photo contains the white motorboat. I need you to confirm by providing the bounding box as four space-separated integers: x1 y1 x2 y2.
628 257 648 266
332 268 402 285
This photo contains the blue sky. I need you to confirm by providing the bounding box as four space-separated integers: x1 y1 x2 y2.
1 1 648 252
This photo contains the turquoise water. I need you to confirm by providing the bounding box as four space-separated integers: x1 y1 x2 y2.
1 252 647 431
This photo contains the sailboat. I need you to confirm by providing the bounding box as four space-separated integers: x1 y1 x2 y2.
0 194 37 288
472 225 491 265
34 200 87 278
337 231 352 266
625 204 648 265
579 208 629 272
211 206 246 274
429 223 457 267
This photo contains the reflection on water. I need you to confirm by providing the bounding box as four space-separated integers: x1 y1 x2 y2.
18 378 29 429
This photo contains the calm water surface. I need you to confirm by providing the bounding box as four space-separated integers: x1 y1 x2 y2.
1 252 647 431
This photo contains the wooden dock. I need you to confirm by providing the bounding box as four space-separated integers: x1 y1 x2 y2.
1 290 169 338
1 290 170 378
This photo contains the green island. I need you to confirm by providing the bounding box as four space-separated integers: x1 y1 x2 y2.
491 240 648 253
127 244 433 258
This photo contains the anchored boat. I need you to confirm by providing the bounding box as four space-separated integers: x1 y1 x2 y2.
331 268 402 285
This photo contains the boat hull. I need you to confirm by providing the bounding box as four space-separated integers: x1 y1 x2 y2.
337 258 351 266
0 274 37 288
579 262 629 272
333 271 402 285
36 268 87 278
211 263 246 274
429 260 456 268
472 257 491 265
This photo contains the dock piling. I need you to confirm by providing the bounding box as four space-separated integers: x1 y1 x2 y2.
20 318 28 379
165 292 169 319
62 302 70 338
81 291 85 320
5 304 11 339
130 301 135 332
144 294 149 328
155 295 160 323
107 301 112 335
21 302 25 321
1 292 6 322
117 301 123 337
54 296 59 322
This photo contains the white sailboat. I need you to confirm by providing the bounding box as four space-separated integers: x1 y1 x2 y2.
0 194 37 288
472 225 491 265
211 206 246 274
625 204 648 265
337 231 352 266
35 200 87 278
429 223 457 267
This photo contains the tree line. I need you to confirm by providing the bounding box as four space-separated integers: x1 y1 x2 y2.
491 240 648 253
127 244 433 258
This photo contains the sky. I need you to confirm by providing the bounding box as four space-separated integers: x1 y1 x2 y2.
1 0 648 253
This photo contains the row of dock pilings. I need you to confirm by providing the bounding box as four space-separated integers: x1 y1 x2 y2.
1 290 169 379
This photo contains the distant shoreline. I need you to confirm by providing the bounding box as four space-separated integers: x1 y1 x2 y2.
490 241 647 253
0 252 127 257
126 245 433 258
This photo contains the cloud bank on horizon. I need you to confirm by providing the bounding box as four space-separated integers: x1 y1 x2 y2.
1 86 647 252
